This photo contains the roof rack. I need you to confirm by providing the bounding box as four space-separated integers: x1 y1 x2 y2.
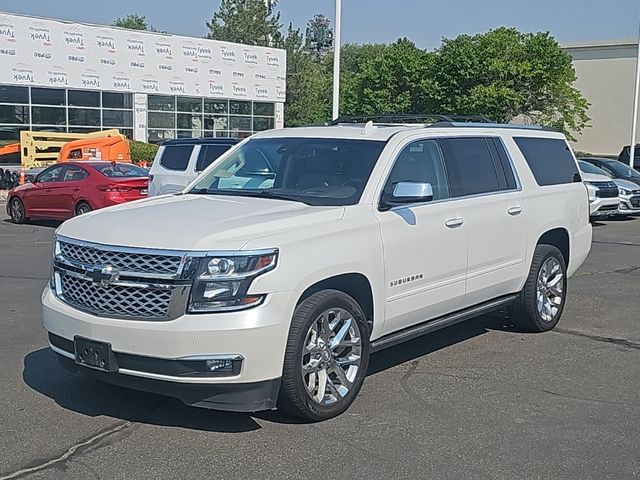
330 114 493 125
324 114 556 132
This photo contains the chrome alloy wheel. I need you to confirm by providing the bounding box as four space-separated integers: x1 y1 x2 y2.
536 257 564 322
10 198 23 222
301 307 362 406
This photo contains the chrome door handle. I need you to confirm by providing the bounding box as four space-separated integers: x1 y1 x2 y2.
445 217 464 228
507 206 523 216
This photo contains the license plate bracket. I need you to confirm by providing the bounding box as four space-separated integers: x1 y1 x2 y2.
74 336 118 372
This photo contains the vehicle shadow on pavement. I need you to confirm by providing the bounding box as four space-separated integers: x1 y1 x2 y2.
367 312 507 376
2 218 62 228
22 313 511 430
22 348 263 432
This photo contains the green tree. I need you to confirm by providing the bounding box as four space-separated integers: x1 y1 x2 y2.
206 0 283 47
430 27 589 139
283 24 329 126
341 39 438 116
112 14 160 32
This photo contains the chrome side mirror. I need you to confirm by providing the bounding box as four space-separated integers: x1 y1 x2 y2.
392 182 434 202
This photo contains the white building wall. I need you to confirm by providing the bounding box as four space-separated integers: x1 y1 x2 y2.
565 41 640 156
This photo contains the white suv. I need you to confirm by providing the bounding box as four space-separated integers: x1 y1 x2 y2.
43 119 592 421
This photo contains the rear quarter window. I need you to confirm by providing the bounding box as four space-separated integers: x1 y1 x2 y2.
159 145 193 171
513 137 579 186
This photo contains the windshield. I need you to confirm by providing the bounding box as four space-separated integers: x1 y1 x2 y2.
93 163 149 178
579 161 611 177
190 137 386 206
602 160 640 179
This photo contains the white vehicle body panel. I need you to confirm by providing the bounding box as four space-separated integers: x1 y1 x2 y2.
42 124 593 404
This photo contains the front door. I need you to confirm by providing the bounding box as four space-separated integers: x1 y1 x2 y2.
376 138 467 335
28 165 66 218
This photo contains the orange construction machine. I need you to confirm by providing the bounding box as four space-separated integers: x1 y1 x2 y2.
0 129 131 174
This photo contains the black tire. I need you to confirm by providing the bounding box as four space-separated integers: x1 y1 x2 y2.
510 244 567 332
9 197 27 224
278 289 370 421
75 201 92 216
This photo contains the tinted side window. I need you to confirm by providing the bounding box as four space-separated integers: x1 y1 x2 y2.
383 140 450 201
37 166 64 183
489 138 517 190
159 145 193 171
513 137 579 186
440 138 501 197
62 166 89 182
195 145 233 172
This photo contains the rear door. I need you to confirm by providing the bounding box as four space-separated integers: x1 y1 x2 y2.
28 165 66 217
148 144 196 196
59 165 90 216
438 136 527 306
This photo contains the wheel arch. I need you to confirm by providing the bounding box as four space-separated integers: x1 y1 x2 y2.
536 227 570 267
296 273 375 334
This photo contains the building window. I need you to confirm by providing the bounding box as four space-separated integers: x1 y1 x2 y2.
103 92 133 109
68 108 101 126
177 97 202 113
253 102 275 116
31 87 66 106
148 95 176 112
31 106 66 125
148 112 175 129
103 110 133 128
205 99 228 114
68 90 100 107
229 100 251 115
0 105 29 124
0 86 28 104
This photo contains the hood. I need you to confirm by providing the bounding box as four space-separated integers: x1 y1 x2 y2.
613 178 640 192
57 194 345 251
581 172 612 182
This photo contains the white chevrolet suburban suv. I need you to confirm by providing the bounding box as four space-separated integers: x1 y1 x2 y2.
43 118 592 421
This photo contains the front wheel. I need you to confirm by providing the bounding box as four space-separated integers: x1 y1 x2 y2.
510 244 567 332
278 290 370 421
9 197 27 224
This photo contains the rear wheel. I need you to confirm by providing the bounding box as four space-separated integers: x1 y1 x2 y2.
510 245 567 332
75 202 92 216
278 290 370 421
9 197 27 224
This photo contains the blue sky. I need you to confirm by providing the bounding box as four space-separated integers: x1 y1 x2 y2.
0 0 638 48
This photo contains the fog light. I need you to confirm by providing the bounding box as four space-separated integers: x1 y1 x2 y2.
206 359 234 372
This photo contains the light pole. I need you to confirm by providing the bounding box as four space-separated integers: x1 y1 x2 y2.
332 0 342 120
630 16 640 167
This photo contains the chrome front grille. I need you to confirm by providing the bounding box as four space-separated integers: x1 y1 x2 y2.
61 274 172 319
53 236 193 320
58 241 183 276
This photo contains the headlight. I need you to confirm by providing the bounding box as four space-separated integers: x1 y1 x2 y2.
188 249 278 313
619 187 631 195
586 183 598 202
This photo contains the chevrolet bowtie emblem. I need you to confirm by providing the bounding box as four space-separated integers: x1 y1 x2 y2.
86 265 120 285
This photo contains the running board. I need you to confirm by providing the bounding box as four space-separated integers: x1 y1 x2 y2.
370 294 518 353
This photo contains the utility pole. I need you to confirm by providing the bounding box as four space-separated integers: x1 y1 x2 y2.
332 0 342 120
630 15 640 167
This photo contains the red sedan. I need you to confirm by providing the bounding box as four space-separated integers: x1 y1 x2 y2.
7 161 149 224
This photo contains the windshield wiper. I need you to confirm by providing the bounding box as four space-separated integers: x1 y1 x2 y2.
188 188 315 205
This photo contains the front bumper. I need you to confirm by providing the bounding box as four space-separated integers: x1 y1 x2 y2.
42 287 294 409
589 196 619 217
617 194 640 215
55 352 280 411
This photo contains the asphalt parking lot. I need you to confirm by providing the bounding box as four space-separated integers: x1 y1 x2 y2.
0 211 639 480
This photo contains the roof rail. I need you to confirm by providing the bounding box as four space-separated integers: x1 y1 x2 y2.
329 114 493 125
428 122 557 132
